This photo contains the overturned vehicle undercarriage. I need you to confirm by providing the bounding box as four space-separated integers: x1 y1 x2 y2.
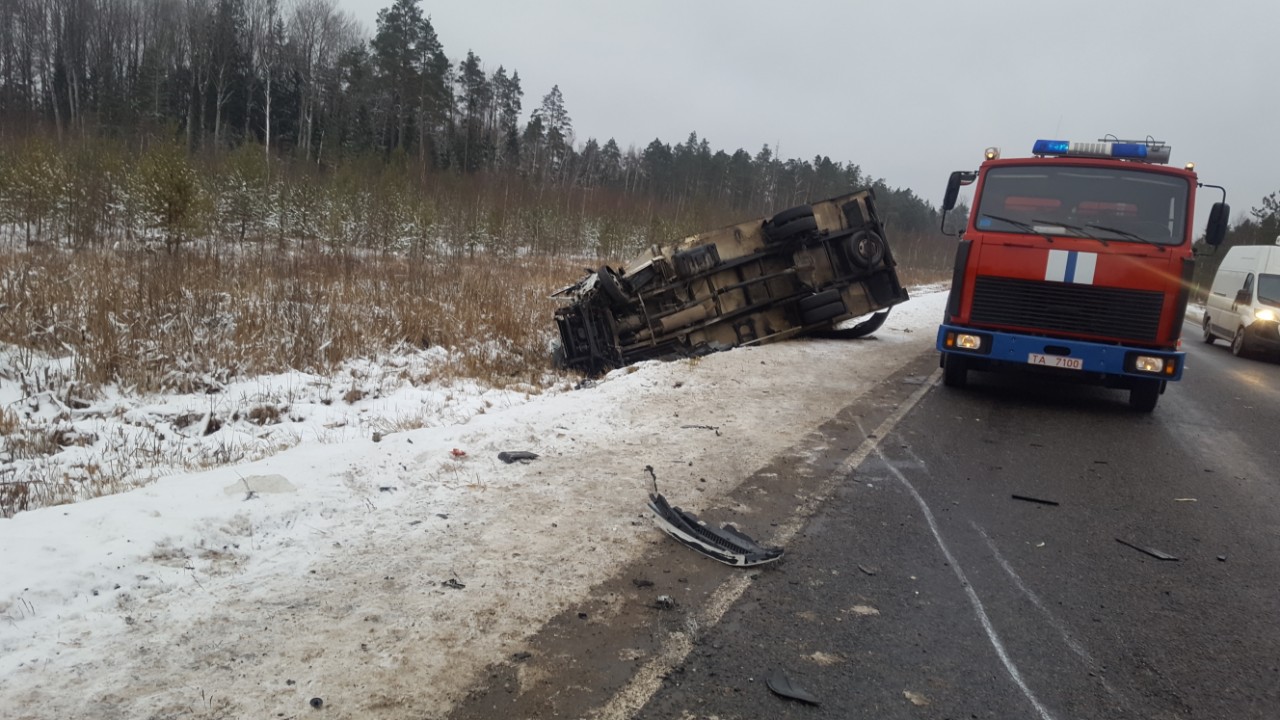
552 189 911 374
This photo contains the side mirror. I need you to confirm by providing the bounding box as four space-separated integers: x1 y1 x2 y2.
940 171 977 235
942 171 977 211
1205 202 1229 246
1235 288 1252 305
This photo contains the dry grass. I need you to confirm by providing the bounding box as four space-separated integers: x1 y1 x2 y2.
0 247 585 394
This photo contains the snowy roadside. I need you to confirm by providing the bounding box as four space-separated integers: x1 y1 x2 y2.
0 287 949 719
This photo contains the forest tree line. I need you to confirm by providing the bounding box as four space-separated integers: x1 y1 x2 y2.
0 0 954 265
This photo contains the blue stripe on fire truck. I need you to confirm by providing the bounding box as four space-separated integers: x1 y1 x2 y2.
1045 250 1096 284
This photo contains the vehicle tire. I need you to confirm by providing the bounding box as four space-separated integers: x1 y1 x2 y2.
1231 325 1251 357
800 301 846 325
942 353 968 388
847 230 886 268
596 266 630 308
764 205 817 244
1129 378 1160 412
1202 315 1216 344
798 289 842 312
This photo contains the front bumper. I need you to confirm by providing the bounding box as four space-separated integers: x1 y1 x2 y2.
937 324 1184 381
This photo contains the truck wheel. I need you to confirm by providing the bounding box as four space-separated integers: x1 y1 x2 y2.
801 301 846 325
596 266 630 308
1231 326 1251 357
1129 378 1160 412
1201 316 1216 344
764 205 816 243
847 230 886 268
942 354 968 388
798 289 842 312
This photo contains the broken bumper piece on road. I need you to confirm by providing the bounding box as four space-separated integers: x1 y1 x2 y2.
647 493 784 567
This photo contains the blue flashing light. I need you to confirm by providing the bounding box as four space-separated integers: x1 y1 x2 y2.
1033 139 1070 155
1109 143 1148 159
1030 138 1170 164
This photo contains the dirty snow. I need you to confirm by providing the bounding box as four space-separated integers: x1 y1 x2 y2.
0 287 949 719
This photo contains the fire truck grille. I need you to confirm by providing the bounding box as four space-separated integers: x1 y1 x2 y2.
970 276 1164 342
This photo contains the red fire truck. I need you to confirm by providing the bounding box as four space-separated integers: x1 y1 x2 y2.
936 138 1229 411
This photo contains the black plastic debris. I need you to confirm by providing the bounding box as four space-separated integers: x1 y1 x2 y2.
1116 538 1178 561
765 669 820 706
309 697 324 709
1011 494 1059 506
498 451 540 464
442 578 466 589
647 492 784 567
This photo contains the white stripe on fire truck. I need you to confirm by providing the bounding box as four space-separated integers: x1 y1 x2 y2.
1044 250 1096 285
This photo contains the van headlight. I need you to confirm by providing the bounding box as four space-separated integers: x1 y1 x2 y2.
1256 308 1277 322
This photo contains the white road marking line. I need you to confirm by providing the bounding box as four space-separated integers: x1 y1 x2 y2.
590 369 943 720
970 522 1135 711
877 449 1058 720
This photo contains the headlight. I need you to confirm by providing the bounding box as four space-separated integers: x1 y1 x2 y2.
1134 356 1165 373
1256 308 1277 322
956 333 983 350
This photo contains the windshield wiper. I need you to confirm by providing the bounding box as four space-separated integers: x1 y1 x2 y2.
1031 219 1109 247
1085 224 1167 252
981 214 1053 243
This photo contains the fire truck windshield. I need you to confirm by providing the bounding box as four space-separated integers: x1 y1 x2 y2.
974 165 1190 246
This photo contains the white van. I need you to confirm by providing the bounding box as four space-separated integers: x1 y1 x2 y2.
1202 239 1280 357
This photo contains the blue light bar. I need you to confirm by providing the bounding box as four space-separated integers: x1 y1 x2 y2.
1030 138 1170 164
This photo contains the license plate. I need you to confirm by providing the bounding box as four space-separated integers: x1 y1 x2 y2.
1027 353 1082 370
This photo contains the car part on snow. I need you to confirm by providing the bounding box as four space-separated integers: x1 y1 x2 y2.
497 451 539 463
551 189 910 375
647 492 784 567
765 669 820 706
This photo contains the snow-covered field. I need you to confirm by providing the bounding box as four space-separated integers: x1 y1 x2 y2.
0 287 948 719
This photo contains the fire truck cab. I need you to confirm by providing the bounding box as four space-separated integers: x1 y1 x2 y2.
936 138 1230 412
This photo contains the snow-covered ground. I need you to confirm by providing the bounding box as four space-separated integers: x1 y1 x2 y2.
0 287 949 719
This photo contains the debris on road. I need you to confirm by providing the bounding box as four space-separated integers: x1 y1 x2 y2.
497 451 539 464
442 578 466 589
551 189 909 375
903 689 931 707
1116 538 1179 561
1011 493 1060 506
765 669 820 706
653 595 676 610
857 564 878 576
450 448 467 458
647 492 784 567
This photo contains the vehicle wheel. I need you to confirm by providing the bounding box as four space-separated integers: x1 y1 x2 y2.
1129 378 1160 412
764 205 817 243
596 266 630 308
800 301 846 325
1231 326 1250 357
798 289 842 312
1201 315 1216 344
942 353 968 388
847 230 886 268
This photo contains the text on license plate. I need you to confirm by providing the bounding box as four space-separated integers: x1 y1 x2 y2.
1027 353 1082 370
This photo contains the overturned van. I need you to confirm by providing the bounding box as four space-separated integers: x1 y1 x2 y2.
552 189 911 374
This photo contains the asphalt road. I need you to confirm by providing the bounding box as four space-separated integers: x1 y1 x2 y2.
449 325 1280 720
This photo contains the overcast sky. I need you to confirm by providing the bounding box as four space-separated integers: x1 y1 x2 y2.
343 0 1278 223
